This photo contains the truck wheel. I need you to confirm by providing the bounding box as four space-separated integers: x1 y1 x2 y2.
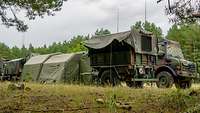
175 80 192 89
156 71 174 88
100 70 119 86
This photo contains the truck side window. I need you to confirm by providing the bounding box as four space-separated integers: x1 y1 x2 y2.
141 36 152 52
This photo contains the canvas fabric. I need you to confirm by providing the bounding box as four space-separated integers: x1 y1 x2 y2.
84 28 158 55
22 53 58 81
38 54 74 83
22 52 92 84
79 53 92 84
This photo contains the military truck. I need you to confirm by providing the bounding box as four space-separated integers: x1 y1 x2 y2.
156 39 197 88
84 28 197 89
0 58 26 81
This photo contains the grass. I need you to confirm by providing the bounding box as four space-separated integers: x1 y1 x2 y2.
0 82 200 113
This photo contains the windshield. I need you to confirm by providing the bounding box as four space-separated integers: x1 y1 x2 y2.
167 44 184 59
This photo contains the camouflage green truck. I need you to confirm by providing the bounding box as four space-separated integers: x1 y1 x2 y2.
156 39 197 88
84 28 198 89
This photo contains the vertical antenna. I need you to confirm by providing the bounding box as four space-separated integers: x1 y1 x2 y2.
145 0 147 23
117 7 119 32
168 0 171 13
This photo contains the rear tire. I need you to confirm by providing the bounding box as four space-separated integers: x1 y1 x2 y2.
156 71 174 88
100 70 120 86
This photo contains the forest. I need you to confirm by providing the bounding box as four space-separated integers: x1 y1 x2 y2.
0 21 200 70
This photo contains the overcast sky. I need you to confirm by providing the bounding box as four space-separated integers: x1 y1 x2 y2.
0 0 172 48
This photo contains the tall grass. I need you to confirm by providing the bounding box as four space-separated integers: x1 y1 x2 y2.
0 82 200 113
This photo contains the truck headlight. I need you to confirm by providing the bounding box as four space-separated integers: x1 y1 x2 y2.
181 60 189 66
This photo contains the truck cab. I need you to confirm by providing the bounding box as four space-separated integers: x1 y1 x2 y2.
156 39 197 88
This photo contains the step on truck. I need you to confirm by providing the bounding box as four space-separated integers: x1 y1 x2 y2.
84 28 198 89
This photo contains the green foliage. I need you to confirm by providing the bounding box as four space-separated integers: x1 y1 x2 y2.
162 90 191 111
184 103 200 113
0 34 91 59
28 44 34 53
132 21 163 38
11 46 22 58
67 35 89 53
95 28 111 36
21 45 29 57
0 42 12 59
0 28 110 60
107 93 117 113
39 35 89 54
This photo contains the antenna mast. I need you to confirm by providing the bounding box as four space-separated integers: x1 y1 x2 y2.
117 7 119 32
145 0 147 23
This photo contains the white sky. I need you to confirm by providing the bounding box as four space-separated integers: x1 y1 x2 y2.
0 0 172 48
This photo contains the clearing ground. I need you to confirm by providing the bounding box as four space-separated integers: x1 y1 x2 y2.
0 83 200 113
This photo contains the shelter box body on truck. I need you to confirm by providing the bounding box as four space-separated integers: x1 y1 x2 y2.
85 28 158 87
86 29 157 67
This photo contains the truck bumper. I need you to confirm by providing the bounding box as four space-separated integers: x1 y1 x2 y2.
177 71 198 78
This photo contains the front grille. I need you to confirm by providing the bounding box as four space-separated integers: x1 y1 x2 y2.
182 64 196 73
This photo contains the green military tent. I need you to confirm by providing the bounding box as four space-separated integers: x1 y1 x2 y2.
22 52 92 84
38 53 80 83
22 53 58 81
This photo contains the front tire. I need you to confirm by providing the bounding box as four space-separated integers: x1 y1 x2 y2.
156 71 174 88
100 70 120 86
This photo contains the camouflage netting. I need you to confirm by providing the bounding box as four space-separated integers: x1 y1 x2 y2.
158 39 184 59
22 52 92 84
